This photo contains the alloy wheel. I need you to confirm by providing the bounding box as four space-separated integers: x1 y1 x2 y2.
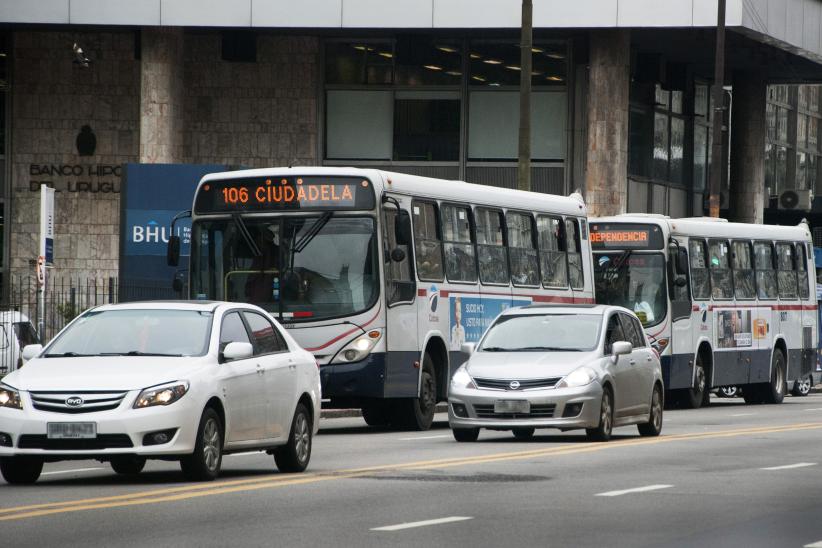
294 412 311 464
202 418 221 472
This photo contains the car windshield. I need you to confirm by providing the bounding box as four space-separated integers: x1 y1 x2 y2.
45 310 212 357
478 314 602 352
594 252 667 327
190 216 378 322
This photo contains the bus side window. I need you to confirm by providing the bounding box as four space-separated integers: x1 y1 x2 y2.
412 201 444 282
507 212 539 287
798 242 811 300
731 241 755 299
441 204 477 283
537 215 568 288
754 241 778 299
565 218 584 290
708 240 733 300
475 208 509 285
689 239 711 300
776 242 798 299
384 207 416 305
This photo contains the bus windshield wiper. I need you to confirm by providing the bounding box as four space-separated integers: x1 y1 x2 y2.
293 211 333 253
232 213 261 257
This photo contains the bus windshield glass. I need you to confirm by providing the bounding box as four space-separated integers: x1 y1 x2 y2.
190 216 378 322
594 253 667 327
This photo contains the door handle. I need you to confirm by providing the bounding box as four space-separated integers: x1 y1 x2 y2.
256 364 265 375
289 363 297 370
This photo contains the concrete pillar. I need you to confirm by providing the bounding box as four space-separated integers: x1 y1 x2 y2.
584 30 630 217
140 27 184 163
728 72 766 224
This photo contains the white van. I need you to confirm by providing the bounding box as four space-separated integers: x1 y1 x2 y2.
0 312 40 373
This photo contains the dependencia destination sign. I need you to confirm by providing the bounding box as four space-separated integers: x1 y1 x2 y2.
194 175 376 213
589 223 664 250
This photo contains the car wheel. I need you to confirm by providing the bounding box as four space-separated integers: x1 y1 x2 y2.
791 375 812 397
638 384 663 437
397 355 437 431
180 407 223 481
110 455 146 475
762 349 786 404
0 456 43 484
586 389 613 442
512 428 535 440
452 427 480 442
275 403 312 473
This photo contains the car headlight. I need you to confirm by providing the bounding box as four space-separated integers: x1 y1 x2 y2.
331 330 382 364
133 381 189 409
0 384 22 410
556 367 597 389
450 366 476 390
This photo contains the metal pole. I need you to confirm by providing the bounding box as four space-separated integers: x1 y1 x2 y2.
708 0 726 218
517 0 533 192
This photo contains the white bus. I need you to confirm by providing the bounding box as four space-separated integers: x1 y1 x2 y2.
590 215 817 408
170 167 595 430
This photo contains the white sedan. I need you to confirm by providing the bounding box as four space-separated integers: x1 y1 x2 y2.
0 301 321 484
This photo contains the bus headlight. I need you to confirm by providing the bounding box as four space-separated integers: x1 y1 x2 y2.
331 330 382 364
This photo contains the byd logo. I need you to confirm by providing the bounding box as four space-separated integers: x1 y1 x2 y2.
65 397 84 408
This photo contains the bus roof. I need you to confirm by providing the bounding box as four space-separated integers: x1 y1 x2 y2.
196 166 587 217
592 214 811 242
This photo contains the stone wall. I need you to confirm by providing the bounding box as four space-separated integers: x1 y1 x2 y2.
11 30 140 280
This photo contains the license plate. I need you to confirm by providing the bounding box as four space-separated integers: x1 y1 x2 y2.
47 423 97 439
494 400 530 414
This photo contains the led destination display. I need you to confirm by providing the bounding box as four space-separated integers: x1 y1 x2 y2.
589 223 664 250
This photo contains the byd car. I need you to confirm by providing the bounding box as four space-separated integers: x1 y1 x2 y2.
0 301 320 484
448 305 663 442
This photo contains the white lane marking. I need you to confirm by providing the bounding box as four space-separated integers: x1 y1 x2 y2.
804 540 822 547
595 484 673 497
371 516 473 532
804 408 822 412
760 462 817 471
397 434 452 441
41 467 103 477
731 413 755 417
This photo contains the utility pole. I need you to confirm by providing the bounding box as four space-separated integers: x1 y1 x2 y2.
517 0 533 191
708 0 726 217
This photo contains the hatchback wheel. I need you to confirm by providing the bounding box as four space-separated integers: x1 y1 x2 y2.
452 427 480 442
638 385 663 437
792 375 812 397
275 403 312 473
586 389 614 442
110 455 146 475
180 408 223 481
512 428 535 440
0 456 43 484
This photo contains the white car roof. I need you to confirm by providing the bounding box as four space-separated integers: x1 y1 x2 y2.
498 304 622 317
89 301 230 313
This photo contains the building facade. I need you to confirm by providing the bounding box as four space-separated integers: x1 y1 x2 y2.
2 0 822 288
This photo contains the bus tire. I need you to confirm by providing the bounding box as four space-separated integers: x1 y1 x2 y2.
397 355 437 431
762 349 786 404
682 355 707 409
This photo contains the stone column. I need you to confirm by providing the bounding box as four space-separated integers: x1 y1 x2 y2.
140 27 184 163
584 30 630 217
728 72 766 224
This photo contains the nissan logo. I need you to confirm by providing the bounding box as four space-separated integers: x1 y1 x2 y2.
65 396 84 408
509 381 521 390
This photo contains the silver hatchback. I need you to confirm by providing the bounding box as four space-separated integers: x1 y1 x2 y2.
448 305 663 442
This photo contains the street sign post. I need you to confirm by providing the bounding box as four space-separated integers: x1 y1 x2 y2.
37 186 55 337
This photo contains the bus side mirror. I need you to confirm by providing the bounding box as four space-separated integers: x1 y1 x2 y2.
395 210 412 246
674 275 687 288
390 248 406 262
167 235 181 267
676 249 689 275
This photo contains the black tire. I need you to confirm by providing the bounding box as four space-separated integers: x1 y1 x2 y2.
452 427 480 442
396 354 437 431
682 355 708 409
512 428 535 440
110 455 146 475
791 375 812 397
586 388 614 442
0 456 43 484
275 403 313 473
361 402 389 427
180 407 223 481
638 384 664 437
762 349 786 404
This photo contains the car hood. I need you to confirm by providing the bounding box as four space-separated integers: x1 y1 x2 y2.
465 350 599 380
4 356 209 392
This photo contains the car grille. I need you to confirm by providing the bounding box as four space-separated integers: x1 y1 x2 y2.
17 434 134 450
472 403 556 419
473 377 562 391
29 391 129 414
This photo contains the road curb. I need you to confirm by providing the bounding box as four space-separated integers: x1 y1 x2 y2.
321 403 449 419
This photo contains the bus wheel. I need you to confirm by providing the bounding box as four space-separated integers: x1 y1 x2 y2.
397 355 437 431
762 349 786 404
682 357 707 409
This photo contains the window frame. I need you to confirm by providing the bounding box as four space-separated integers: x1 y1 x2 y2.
440 201 478 284
730 240 756 301
707 239 734 301
798 242 811 301
688 238 712 301
411 199 445 283
536 214 569 289
618 313 645 349
474 206 510 287
505 210 541 288
241 311 289 356
753 240 779 300
219 310 252 356
565 217 585 290
775 241 799 300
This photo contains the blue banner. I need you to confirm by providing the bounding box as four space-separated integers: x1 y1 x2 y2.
449 296 531 350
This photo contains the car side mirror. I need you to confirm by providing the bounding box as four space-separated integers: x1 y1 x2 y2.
22 344 44 362
390 247 406 262
167 235 181 267
222 341 253 362
461 342 476 356
395 210 412 246
611 341 632 363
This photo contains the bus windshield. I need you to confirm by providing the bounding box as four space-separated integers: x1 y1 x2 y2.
190 216 379 322
594 252 667 327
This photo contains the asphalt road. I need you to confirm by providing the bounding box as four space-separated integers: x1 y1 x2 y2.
4 394 822 547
